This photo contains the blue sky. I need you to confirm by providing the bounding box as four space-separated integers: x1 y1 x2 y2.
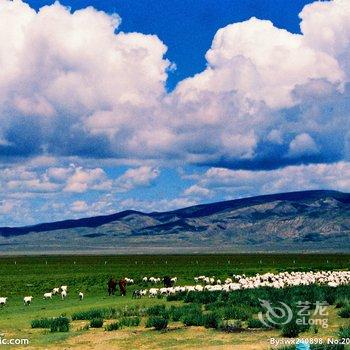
0 0 349 226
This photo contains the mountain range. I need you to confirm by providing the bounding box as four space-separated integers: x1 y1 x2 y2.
0 190 349 253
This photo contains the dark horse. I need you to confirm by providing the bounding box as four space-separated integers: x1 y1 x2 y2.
119 278 127 296
107 278 117 296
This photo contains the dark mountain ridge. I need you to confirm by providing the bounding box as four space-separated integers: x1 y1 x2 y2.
0 190 349 253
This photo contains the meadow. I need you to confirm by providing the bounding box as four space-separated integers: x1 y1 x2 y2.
0 253 350 349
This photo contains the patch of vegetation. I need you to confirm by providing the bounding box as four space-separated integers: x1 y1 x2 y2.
146 304 168 317
50 317 70 332
338 325 350 339
119 316 141 327
105 322 120 331
202 312 221 329
247 318 268 329
220 320 243 332
182 311 203 326
72 308 116 320
90 318 104 328
145 316 168 330
31 318 53 329
338 305 350 318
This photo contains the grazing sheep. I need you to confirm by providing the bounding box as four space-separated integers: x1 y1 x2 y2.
132 290 141 299
148 288 158 298
43 292 52 299
61 285 68 292
0 297 7 306
79 292 84 300
142 277 148 283
140 289 147 296
23 296 33 305
61 290 67 300
52 287 60 295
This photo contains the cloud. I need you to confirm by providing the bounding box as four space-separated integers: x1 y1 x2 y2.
114 166 160 192
188 161 350 199
63 166 112 193
183 184 213 198
0 0 170 159
119 197 197 213
0 0 348 170
288 133 319 157
70 200 89 213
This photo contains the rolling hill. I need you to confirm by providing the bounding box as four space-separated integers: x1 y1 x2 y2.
1 190 349 253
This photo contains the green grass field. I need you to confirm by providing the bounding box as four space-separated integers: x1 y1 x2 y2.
0 254 349 349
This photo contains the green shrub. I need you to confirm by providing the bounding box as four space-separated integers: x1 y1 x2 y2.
220 320 243 332
72 308 113 320
146 304 168 318
335 297 349 308
182 312 203 326
247 318 268 329
105 322 120 331
338 325 350 339
222 306 252 320
281 319 309 338
310 345 345 350
119 316 141 327
338 306 350 318
90 318 104 328
120 306 144 317
169 304 202 322
31 318 52 329
203 312 221 329
50 317 70 332
145 316 168 330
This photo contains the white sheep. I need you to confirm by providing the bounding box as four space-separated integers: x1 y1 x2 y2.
43 292 52 299
0 297 7 306
79 292 84 300
52 287 60 295
61 290 67 299
61 285 68 292
148 288 158 297
23 296 33 305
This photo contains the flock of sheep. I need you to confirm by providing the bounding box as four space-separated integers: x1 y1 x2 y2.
134 270 350 297
1 270 349 307
0 285 83 307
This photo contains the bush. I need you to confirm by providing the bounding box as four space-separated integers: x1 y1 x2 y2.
145 316 168 330
105 322 120 331
335 297 349 308
338 325 350 339
281 319 308 338
247 318 268 329
182 312 203 326
119 316 141 327
31 318 52 329
220 320 243 332
338 306 350 318
90 318 104 328
222 306 252 320
120 306 144 317
146 304 168 318
169 304 202 322
50 317 70 332
203 312 221 329
72 308 114 320
310 345 345 350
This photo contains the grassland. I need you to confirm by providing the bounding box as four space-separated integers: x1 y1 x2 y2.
0 253 349 349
